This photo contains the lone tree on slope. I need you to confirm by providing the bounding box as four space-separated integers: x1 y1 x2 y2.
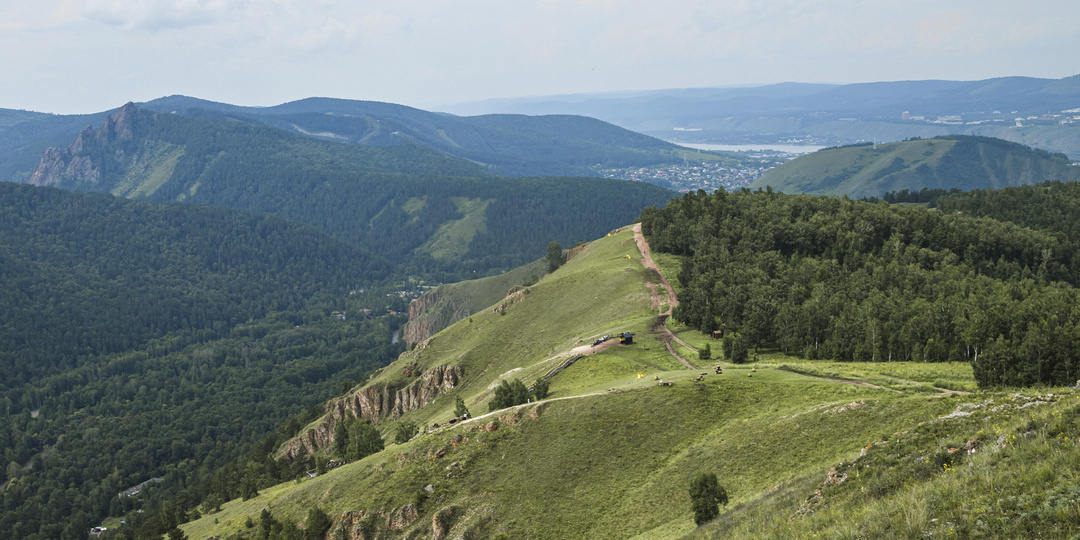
454 396 470 418
546 240 564 273
689 472 729 526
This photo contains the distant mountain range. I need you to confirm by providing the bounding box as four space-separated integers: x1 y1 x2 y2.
18 103 674 277
138 95 685 178
0 95 694 184
444 75 1080 158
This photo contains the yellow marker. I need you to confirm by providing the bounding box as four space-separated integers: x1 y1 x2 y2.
637 372 644 378
626 254 631 259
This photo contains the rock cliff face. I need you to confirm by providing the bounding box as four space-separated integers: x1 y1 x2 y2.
401 291 443 344
27 103 138 188
401 290 474 345
331 504 420 539
284 364 463 459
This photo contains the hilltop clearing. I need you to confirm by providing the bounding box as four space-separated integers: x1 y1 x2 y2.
402 258 549 345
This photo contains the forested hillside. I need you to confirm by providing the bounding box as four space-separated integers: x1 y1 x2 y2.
0 183 406 538
640 187 1080 387
0 108 110 184
750 135 1079 198
138 96 685 177
24 104 675 278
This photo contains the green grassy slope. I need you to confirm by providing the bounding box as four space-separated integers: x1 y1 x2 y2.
179 227 1077 540
402 257 549 344
751 136 1079 198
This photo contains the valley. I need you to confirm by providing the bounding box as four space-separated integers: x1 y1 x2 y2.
2 87 1080 539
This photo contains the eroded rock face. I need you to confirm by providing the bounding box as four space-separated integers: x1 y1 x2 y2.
330 504 420 539
402 290 470 345
27 103 137 188
284 365 464 459
432 507 455 540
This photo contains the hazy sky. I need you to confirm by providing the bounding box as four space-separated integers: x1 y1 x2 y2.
2 0 1079 115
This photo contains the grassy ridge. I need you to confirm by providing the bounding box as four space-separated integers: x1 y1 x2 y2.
179 227 1076 540
752 136 1079 198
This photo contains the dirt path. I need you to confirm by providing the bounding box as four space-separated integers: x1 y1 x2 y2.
569 338 619 356
883 375 972 396
634 223 677 317
780 368 901 393
633 223 696 370
438 388 621 432
669 333 698 354
663 338 695 369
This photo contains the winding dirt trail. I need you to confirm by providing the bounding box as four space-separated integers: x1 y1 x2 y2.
634 223 676 317
780 368 900 392
633 223 696 369
883 375 972 396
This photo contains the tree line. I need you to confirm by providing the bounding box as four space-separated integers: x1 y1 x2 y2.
640 186 1080 388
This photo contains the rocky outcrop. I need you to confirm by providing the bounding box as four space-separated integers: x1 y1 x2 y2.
402 290 473 345
27 103 138 188
491 287 529 315
431 507 456 540
284 364 463 459
331 504 420 540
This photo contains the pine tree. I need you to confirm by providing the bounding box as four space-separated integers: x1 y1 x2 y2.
453 396 470 418
303 507 332 540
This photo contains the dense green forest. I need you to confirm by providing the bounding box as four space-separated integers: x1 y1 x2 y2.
137 96 685 178
640 186 1080 388
27 104 675 278
0 183 392 385
0 183 407 538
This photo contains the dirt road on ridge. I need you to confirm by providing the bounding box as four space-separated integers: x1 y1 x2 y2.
634 223 676 317
633 224 696 369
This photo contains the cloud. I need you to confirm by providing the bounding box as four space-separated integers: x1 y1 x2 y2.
81 0 246 31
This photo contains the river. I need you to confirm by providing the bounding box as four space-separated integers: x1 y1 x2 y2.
672 142 827 154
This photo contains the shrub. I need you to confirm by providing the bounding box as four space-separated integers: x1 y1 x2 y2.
489 379 531 411
303 507 332 540
532 378 550 400
729 334 749 364
394 421 418 444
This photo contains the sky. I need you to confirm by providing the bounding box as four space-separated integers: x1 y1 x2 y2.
2 0 1079 115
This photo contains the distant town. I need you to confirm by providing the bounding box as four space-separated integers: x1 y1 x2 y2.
594 151 794 192
901 108 1080 127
